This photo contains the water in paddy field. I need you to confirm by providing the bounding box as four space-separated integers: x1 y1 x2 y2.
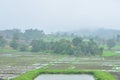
34 74 94 80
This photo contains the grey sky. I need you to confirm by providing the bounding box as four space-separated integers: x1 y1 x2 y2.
0 0 120 33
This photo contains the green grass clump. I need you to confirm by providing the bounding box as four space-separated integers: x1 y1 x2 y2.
102 51 117 57
10 69 116 80
93 71 116 80
10 70 40 80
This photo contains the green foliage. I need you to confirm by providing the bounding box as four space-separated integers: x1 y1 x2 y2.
106 39 116 50
0 29 113 55
30 40 46 52
24 29 44 40
53 39 73 54
19 44 28 51
0 35 6 47
112 45 120 50
30 37 103 56
102 51 117 57
72 37 82 46
10 34 19 50
10 41 19 49
93 71 116 80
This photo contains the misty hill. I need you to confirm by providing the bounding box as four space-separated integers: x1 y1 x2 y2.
0 29 45 40
0 28 120 40
70 28 120 39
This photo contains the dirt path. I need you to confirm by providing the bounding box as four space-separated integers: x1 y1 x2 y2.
110 72 120 80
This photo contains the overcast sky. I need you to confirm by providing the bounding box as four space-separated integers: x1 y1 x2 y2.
0 0 120 33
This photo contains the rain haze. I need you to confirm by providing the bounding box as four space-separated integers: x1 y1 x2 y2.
0 0 120 33
1 1 120 79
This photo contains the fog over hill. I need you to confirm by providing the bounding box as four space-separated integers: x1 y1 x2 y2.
66 28 120 39
0 0 120 33
0 28 120 40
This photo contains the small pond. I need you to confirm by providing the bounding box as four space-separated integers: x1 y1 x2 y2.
35 74 94 80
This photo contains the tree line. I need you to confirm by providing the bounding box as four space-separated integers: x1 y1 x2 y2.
0 28 119 55
30 37 103 56
0 32 103 55
0 29 45 40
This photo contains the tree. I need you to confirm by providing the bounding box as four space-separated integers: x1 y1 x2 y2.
53 39 73 54
10 34 19 49
106 39 116 50
72 37 82 46
98 47 104 56
24 29 45 40
30 39 46 52
19 44 27 51
0 35 6 48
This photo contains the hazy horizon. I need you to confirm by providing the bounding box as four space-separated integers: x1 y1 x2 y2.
0 0 120 33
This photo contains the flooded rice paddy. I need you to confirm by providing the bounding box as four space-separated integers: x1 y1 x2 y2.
35 74 94 80
0 52 120 79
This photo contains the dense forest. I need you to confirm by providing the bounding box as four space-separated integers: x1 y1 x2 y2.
0 28 120 56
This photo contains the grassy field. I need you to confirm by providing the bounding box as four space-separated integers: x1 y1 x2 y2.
102 51 117 57
0 48 17 53
102 50 120 57
100 44 120 51
112 45 120 50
